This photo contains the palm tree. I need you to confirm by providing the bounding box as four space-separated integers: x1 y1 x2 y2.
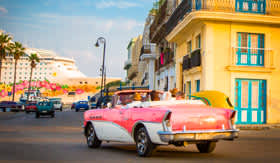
8 42 25 101
27 53 40 102
0 33 12 82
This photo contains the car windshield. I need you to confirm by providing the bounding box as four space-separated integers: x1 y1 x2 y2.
116 92 158 105
114 91 206 108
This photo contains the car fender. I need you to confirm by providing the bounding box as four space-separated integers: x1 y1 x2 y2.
132 121 167 145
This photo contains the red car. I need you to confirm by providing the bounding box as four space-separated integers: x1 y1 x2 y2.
83 90 239 157
25 102 37 113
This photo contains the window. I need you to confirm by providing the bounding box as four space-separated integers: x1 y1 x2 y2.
195 0 201 10
187 41 192 54
187 81 191 97
237 32 264 66
195 34 201 49
196 80 200 92
236 0 265 14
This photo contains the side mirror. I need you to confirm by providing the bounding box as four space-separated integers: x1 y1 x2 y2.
107 102 112 108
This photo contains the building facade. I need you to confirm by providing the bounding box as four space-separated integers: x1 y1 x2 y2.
124 35 143 86
1 48 86 84
166 0 280 124
139 13 157 90
150 0 177 91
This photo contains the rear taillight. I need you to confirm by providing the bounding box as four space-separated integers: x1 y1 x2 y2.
229 111 236 129
163 111 172 131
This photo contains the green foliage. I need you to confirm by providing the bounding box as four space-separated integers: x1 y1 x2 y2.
105 80 126 88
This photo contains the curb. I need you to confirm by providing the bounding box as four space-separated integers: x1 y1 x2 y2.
236 124 280 130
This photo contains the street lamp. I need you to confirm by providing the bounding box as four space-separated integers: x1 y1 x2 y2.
95 37 106 107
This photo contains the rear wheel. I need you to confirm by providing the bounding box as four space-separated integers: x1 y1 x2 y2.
196 142 216 153
136 127 156 157
86 123 101 148
51 113 55 118
75 109 79 112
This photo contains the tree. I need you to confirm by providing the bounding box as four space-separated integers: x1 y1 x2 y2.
27 53 40 102
0 32 12 83
8 42 25 101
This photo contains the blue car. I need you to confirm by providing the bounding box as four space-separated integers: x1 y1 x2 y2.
75 101 89 112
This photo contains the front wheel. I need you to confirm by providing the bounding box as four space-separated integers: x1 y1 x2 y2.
196 142 216 153
86 124 102 148
136 127 156 157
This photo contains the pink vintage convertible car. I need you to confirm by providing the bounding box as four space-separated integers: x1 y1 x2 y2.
83 90 239 157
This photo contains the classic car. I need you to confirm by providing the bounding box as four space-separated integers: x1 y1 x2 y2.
192 91 234 110
49 98 63 111
0 101 24 112
83 90 239 157
75 101 89 112
25 102 37 113
36 101 55 118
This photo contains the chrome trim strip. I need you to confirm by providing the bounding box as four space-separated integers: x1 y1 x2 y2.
162 110 171 131
158 129 239 135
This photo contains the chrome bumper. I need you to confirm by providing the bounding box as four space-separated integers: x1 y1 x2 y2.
158 129 239 142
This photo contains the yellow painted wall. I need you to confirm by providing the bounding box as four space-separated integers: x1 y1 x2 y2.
172 19 280 124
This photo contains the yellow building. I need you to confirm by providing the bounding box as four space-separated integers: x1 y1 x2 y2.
166 0 280 124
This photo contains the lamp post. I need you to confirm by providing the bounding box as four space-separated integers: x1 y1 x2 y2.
95 37 106 106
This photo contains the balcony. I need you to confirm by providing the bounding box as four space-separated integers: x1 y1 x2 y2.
166 0 280 36
155 48 175 71
150 0 168 43
140 44 157 60
227 47 275 72
230 47 274 67
183 49 201 71
124 60 132 70
127 65 138 80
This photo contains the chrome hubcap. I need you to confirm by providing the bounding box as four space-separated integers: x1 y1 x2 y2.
137 131 147 153
87 126 94 145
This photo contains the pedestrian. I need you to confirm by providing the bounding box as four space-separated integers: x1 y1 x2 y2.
175 91 185 100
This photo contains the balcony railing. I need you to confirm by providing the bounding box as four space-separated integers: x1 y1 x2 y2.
155 49 175 71
166 0 280 36
140 44 156 56
230 47 274 68
150 0 168 43
183 49 201 71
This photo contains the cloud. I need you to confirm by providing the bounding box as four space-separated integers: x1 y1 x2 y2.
10 13 144 78
95 0 140 9
0 6 8 14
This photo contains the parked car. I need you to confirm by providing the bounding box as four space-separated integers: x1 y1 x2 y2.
0 101 24 112
36 101 55 118
49 98 63 111
75 101 89 112
192 91 234 110
25 102 37 113
83 90 239 157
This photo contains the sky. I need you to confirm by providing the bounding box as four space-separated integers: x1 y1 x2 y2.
0 0 155 79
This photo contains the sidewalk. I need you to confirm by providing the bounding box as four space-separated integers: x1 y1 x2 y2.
236 124 280 130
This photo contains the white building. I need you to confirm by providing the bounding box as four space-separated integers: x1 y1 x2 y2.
139 13 157 90
1 48 85 84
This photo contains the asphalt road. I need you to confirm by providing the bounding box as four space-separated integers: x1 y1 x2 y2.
0 110 280 163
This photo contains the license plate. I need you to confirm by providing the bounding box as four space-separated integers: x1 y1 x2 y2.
42 111 47 113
